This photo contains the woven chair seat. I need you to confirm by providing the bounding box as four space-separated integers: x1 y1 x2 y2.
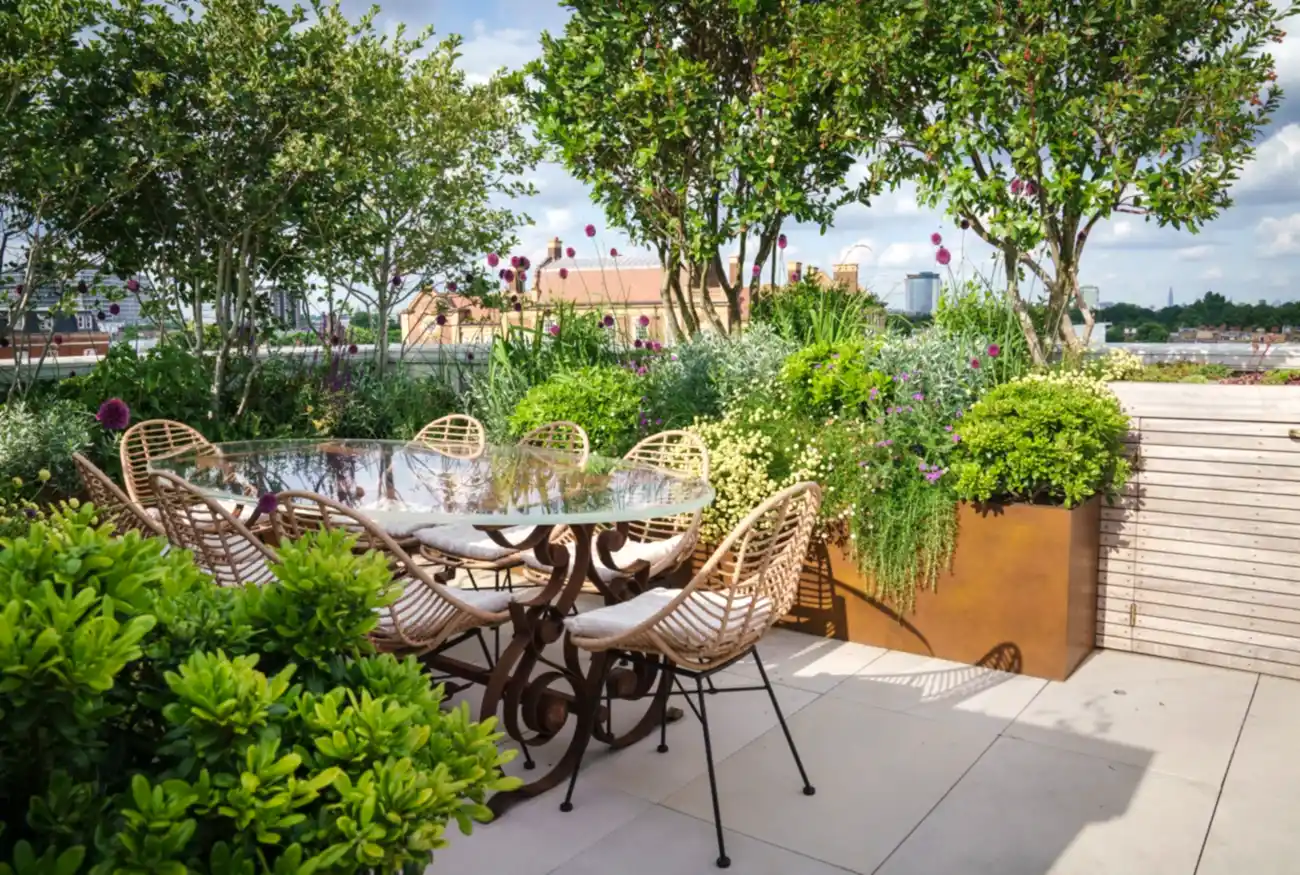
523 533 686 582
413 524 533 562
566 588 773 650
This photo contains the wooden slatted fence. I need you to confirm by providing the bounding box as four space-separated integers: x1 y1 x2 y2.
1099 383 1300 679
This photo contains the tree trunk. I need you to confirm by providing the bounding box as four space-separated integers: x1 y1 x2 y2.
1005 246 1046 366
657 247 683 344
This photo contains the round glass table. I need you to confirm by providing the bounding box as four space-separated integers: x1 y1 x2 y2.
150 437 714 812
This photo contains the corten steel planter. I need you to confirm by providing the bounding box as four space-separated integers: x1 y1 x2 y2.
678 497 1101 682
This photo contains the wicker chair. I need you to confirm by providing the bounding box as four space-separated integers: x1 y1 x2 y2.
120 419 214 509
72 452 165 538
557 482 823 869
521 430 709 588
413 421 592 590
410 414 486 459
271 489 524 656
148 471 278 587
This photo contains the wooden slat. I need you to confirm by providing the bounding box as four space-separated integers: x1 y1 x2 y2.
1101 545 1300 584
1125 432 1300 453
1106 597 1300 639
1132 443 1300 468
1105 496 1300 526
1101 573 1300 610
1102 507 1300 540
1119 482 1300 510
1138 418 1300 438
1127 612 1300 658
1101 557 1300 596
1100 532 1300 565
1132 464 1300 490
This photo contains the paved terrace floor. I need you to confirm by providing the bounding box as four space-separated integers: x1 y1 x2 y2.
428 625 1296 875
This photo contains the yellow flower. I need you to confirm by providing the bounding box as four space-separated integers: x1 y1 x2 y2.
37 469 50 483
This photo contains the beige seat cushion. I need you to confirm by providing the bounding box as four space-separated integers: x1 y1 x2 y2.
413 524 534 562
565 588 773 645
523 534 686 581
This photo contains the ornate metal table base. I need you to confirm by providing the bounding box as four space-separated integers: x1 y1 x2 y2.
424 522 678 816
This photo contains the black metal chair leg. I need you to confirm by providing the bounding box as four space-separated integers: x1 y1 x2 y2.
474 629 494 669
696 676 730 869
752 647 815 797
464 568 481 591
560 652 611 813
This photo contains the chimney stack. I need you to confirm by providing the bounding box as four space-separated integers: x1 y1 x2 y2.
548 237 562 261
788 261 803 284
833 262 859 292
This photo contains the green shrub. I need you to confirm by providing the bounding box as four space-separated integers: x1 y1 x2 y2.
751 277 884 346
1261 369 1300 385
0 505 518 873
510 365 643 456
0 399 94 501
779 343 891 416
952 374 1132 507
1127 361 1232 383
642 324 796 425
870 325 999 416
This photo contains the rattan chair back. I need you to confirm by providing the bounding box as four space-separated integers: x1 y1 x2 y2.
518 421 590 464
72 452 165 537
120 419 214 508
148 470 278 587
411 414 487 459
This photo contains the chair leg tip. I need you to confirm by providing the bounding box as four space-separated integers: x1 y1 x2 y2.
716 856 731 869
524 761 536 770
559 801 574 813
803 785 816 796
657 744 669 753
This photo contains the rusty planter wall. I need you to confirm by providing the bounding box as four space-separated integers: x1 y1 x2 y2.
771 498 1102 682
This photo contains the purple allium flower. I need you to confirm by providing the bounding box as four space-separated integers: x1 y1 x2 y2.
255 492 278 517
504 269 515 282
987 343 1000 358
603 314 615 327
651 341 662 352
77 280 88 294
511 255 521 268
752 264 761 276
447 281 457 293
548 324 560 336
912 392 924 401
95 398 131 431
638 315 650 327
348 343 358 354
68 370 75 377
96 311 106 320
487 252 500 267
435 314 447 325
391 274 403 286
585 224 597 237
1010 178 1024 196
126 278 139 292
52 334 63 345
634 339 643 349
109 303 120 315
498 268 507 279
931 232 943 245
1024 181 1038 197
970 357 981 369
520 256 531 270
559 267 569 279
467 352 474 361
778 233 787 250
936 247 952 266
609 247 619 257
792 271 801 282
513 303 522 312
960 218 971 230
566 246 576 258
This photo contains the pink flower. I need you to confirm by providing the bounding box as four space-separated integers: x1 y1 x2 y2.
936 247 952 266
952 433 962 443
53 334 63 345
566 246 576 258
109 303 120 315
634 339 643 349
585 224 597 237
987 343 1000 358
520 256 531 270
777 233 787 250
970 357 981 369
752 264 761 276
931 232 942 245
610 247 619 257
503 269 515 282
1010 178 1024 196
95 398 131 431
1024 181 1038 197
487 252 500 267
255 492 278 517
792 271 802 282
511 255 521 268
447 281 457 293
548 324 560 336
638 315 650 327
559 267 569 279
651 341 662 352
126 278 139 292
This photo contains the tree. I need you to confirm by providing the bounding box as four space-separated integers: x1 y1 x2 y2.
815 0 1289 363
1135 321 1170 342
1105 324 1126 343
529 0 896 338
325 27 537 373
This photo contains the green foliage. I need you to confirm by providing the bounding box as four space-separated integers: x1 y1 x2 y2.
510 365 643 456
933 280 1034 384
780 343 891 416
870 326 999 415
953 375 1132 507
0 400 94 502
752 279 885 346
1262 369 1300 386
0 505 517 872
1134 322 1171 342
1097 290 1300 337
1120 361 1233 383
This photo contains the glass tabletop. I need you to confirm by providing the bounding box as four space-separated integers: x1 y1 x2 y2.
148 438 714 532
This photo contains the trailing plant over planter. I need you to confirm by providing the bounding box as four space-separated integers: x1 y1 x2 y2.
952 374 1131 507
0 505 518 873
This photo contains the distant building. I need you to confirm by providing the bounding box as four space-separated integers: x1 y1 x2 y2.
903 272 940 315
1079 285 1100 310
1167 287 1174 307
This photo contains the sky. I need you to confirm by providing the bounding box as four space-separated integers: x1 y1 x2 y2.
362 0 1300 310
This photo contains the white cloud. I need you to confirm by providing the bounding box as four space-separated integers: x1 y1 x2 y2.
1202 266 1225 281
878 242 934 269
1257 213 1300 256
456 20 542 84
543 208 572 230
1234 124 1300 200
1176 245 1214 261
